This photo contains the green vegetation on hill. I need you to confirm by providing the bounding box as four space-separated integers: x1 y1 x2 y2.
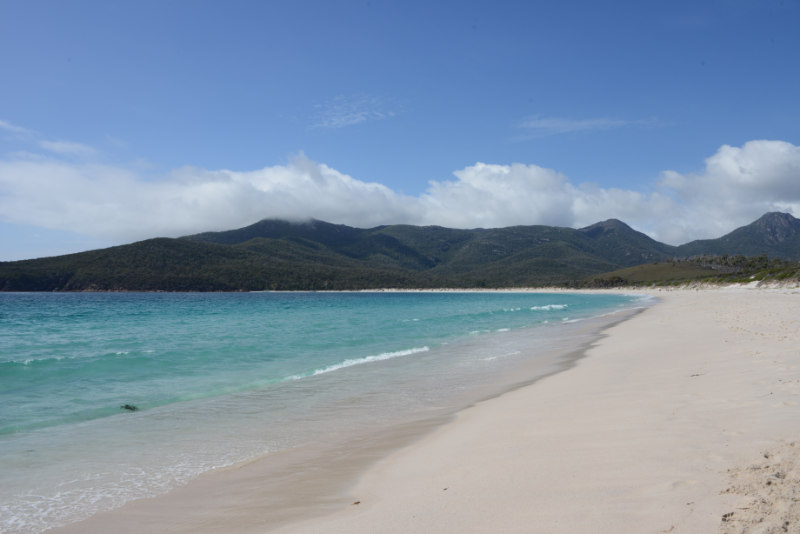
675 212 800 260
2 212 799 291
0 238 421 292
583 255 800 288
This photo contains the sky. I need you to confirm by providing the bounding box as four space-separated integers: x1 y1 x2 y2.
1 0 799 261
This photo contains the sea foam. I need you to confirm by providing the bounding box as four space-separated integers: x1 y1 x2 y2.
307 346 430 377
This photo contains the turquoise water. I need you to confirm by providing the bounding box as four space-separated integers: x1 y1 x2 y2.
0 291 648 533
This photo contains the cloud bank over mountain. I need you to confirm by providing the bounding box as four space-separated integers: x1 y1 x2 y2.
1 133 799 249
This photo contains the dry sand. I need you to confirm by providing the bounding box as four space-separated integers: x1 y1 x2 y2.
52 287 800 533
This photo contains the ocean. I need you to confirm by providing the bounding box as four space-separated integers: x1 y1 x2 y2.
0 291 650 533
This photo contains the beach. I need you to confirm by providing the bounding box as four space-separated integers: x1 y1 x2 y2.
50 286 800 533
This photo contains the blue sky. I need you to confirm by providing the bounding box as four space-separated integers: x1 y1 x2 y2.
1 0 799 260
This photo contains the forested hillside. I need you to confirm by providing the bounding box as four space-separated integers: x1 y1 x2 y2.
1 212 798 291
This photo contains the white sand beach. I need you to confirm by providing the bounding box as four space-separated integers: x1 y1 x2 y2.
276 287 800 534
52 287 800 533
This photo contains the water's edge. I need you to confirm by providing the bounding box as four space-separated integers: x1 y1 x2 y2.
48 299 652 533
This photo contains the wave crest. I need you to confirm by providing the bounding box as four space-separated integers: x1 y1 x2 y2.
530 304 568 311
291 347 431 380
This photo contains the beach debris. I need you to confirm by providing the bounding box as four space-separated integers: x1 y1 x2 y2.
351 501 360 505
721 512 734 522
120 404 139 411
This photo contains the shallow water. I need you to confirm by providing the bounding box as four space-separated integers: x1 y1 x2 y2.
0 291 649 533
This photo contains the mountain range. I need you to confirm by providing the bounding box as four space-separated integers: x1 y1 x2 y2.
1 212 799 291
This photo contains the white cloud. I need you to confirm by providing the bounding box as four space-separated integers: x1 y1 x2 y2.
1 118 96 157
418 140 800 244
664 140 800 199
0 119 34 135
39 140 97 156
312 95 398 128
518 115 657 138
420 162 578 228
0 154 419 242
521 116 630 134
1 139 799 252
421 164 685 241
652 139 800 243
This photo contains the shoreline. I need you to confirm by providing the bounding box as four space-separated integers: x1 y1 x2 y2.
277 286 800 533
45 292 645 534
49 286 800 533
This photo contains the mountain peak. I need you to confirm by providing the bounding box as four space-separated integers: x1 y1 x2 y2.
675 211 800 259
4 212 800 291
754 211 798 225
579 219 634 237
751 212 800 244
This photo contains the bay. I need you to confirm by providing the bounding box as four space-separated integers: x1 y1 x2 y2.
0 291 648 533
